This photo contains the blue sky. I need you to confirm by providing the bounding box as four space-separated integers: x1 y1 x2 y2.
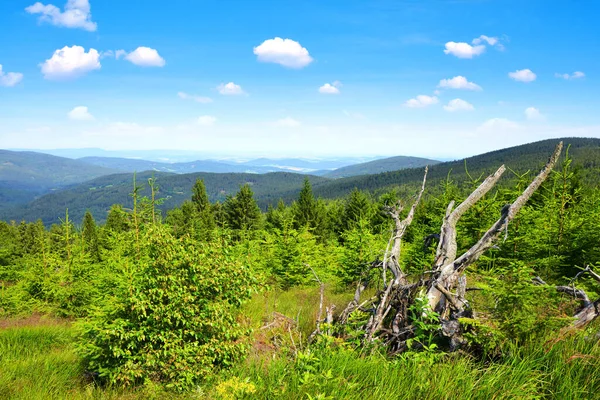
0 0 598 158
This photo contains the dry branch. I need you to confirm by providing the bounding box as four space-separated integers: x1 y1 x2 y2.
427 142 563 312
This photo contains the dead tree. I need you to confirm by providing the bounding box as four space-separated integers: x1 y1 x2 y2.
535 265 600 329
328 142 568 353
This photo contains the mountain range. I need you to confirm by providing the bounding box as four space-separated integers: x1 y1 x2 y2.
2 137 599 225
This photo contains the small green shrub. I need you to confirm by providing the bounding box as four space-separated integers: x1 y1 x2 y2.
77 224 257 391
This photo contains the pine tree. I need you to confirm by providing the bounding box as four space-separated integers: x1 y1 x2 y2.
224 184 262 238
105 204 130 234
293 178 317 228
191 179 211 213
82 211 100 262
343 188 373 231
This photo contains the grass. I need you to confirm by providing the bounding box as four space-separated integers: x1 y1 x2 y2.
0 289 599 399
229 334 600 399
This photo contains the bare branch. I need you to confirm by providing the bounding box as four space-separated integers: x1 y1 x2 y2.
427 142 563 312
434 166 506 269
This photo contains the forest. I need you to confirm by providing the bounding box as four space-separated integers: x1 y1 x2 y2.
1 141 599 399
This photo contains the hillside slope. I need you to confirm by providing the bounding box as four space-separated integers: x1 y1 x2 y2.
0 150 120 209
4 137 600 225
1 171 329 225
311 137 600 199
324 155 440 178
77 156 296 174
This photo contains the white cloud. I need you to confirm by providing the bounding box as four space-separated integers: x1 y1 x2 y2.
472 35 498 46
0 65 24 87
525 107 545 121
68 106 94 120
555 71 585 80
197 115 216 126
318 82 341 94
253 37 313 68
438 76 482 91
40 45 100 80
477 118 520 133
25 0 97 31
443 98 474 112
508 69 537 83
275 117 301 127
444 35 505 58
404 95 438 108
444 42 485 58
119 47 165 67
217 82 245 95
178 92 213 103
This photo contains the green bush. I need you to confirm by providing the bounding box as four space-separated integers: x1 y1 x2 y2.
77 224 257 391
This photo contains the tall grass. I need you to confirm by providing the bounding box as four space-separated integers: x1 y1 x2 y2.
227 333 599 399
1 290 598 399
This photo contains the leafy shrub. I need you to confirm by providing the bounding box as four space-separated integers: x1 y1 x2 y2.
77 224 257 391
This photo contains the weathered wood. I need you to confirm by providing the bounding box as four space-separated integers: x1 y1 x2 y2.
427 142 563 312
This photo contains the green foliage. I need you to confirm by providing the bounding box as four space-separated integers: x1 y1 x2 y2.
78 224 257 390
82 211 100 262
337 218 380 286
484 262 570 343
224 184 262 239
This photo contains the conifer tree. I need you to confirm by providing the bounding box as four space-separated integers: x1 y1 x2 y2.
191 179 211 213
105 204 130 234
224 184 261 237
293 178 318 228
82 211 100 262
343 188 373 231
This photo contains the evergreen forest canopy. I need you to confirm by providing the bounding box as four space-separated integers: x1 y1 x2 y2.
1 138 600 399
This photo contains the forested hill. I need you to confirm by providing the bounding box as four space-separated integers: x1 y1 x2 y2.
324 155 440 178
3 137 600 225
78 156 300 174
310 137 600 199
0 171 329 225
0 150 119 210
0 150 118 185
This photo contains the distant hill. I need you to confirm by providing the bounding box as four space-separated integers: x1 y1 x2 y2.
310 137 600 199
77 157 287 174
324 155 440 178
0 171 329 225
4 138 600 225
0 150 119 209
77 156 380 175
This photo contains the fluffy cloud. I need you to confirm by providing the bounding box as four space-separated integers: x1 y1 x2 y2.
253 37 313 68
217 82 245 95
477 118 520 132
197 115 216 126
25 0 97 31
438 76 482 91
117 47 165 67
177 92 213 103
404 95 438 108
444 35 505 58
443 99 474 112
40 45 100 80
444 42 485 58
68 106 94 120
0 65 24 87
509 69 537 83
318 81 342 94
472 35 498 46
525 107 545 121
471 35 505 50
275 117 301 127
555 71 585 80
